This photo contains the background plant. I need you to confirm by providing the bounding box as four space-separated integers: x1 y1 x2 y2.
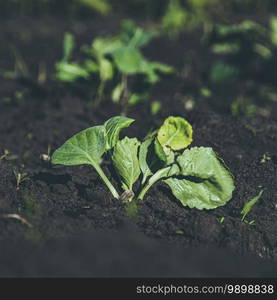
55 20 174 111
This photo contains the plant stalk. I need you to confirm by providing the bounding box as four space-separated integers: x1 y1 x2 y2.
93 164 120 199
138 167 171 200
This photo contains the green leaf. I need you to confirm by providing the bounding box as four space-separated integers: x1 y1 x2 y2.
164 147 235 210
112 47 144 74
51 125 119 199
51 126 106 166
84 59 99 72
209 61 240 83
55 61 90 82
157 116 193 151
241 189 264 221
112 137 141 191
271 17 277 46
63 32 75 62
139 134 167 184
104 116 134 151
77 0 111 15
99 57 113 81
111 82 124 103
127 93 148 106
92 37 122 57
120 19 156 49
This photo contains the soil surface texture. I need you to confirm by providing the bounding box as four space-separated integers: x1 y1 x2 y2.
0 15 277 277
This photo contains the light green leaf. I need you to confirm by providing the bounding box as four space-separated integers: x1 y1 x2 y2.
164 147 235 210
55 61 90 82
157 116 193 151
127 93 148 106
112 137 141 191
112 82 124 103
241 189 264 221
77 0 111 15
51 126 106 166
92 37 122 57
271 17 277 45
112 47 144 74
51 125 119 199
104 116 134 151
99 57 113 81
63 32 75 62
84 59 99 72
120 19 156 49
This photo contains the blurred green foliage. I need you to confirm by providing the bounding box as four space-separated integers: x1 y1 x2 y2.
206 16 277 116
55 20 174 110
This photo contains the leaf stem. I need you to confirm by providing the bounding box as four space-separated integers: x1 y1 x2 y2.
138 167 171 200
93 164 120 199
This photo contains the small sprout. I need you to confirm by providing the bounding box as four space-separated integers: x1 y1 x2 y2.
0 149 10 160
40 145 51 162
200 88 212 98
150 101 161 115
13 170 29 190
219 217 225 224
0 150 18 161
52 116 235 214
243 219 256 226
260 154 271 163
241 190 264 221
26 133 33 140
183 98 195 111
175 229 184 235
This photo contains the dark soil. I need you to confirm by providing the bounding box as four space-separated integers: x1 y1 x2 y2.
0 15 277 277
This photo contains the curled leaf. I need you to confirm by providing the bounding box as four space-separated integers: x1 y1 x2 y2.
164 147 235 210
104 116 134 151
112 137 141 191
157 116 193 151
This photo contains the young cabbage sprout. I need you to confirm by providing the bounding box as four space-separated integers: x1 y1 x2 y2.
52 116 235 211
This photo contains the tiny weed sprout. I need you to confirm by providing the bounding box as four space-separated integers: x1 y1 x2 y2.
13 170 29 190
52 116 235 212
241 189 264 221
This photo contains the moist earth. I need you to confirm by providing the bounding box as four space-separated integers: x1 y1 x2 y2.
0 16 277 277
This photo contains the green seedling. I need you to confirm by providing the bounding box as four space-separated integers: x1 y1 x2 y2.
0 150 18 161
13 170 29 190
219 216 225 224
40 145 52 162
244 219 256 226
55 20 174 110
260 154 271 163
241 189 264 221
0 150 10 160
52 116 235 212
